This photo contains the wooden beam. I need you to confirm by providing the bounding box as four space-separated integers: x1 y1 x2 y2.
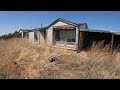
79 31 85 50
110 34 114 54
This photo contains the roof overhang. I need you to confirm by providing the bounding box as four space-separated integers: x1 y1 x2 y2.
47 18 78 29
19 29 30 33
35 27 47 31
113 32 120 35
80 29 112 34
53 25 76 29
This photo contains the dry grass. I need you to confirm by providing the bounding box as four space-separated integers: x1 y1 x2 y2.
0 38 120 79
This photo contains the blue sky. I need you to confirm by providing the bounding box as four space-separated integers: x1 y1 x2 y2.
0 11 120 35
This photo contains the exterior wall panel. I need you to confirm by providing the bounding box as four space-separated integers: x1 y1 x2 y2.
29 32 34 42
47 27 53 45
40 31 45 44
53 21 69 26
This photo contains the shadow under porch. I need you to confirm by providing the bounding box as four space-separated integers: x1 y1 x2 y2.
78 31 115 52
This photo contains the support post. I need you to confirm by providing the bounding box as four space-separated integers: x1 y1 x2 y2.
76 26 79 52
22 32 23 38
110 34 114 54
38 31 40 44
79 31 85 50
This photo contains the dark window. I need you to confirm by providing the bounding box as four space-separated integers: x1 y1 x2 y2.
60 30 66 42
44 31 46 40
23 32 29 38
34 32 38 41
56 30 60 41
66 30 76 42
26 33 29 38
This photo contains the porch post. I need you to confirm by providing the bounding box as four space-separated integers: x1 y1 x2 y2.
110 34 114 54
76 26 79 52
38 31 40 44
22 32 23 38
79 31 85 50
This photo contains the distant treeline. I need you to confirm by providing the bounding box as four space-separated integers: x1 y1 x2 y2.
0 31 21 40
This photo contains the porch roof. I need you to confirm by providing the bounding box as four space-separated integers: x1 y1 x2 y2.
19 29 30 32
113 32 120 35
80 29 120 36
80 29 112 34
36 27 47 31
30 27 47 32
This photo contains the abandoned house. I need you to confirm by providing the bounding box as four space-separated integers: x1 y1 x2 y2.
19 18 120 51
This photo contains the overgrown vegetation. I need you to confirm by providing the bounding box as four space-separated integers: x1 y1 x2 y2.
0 38 120 79
0 31 21 40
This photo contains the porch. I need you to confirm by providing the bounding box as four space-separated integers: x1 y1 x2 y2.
78 30 120 52
52 25 77 50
